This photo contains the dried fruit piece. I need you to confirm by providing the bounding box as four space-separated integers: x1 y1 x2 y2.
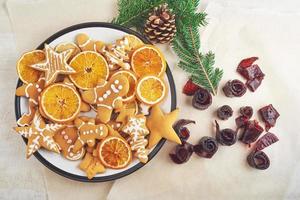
240 106 253 119
169 142 193 164
217 105 233 120
194 136 218 158
259 104 280 131
246 76 264 92
173 119 195 142
247 151 270 170
192 87 212 110
237 57 258 72
215 121 237 146
182 79 200 96
235 116 249 129
239 120 264 145
222 79 247 97
255 132 279 151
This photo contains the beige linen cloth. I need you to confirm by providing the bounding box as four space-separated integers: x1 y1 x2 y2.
4 0 300 199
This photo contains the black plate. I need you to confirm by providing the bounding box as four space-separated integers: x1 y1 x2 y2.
15 22 177 182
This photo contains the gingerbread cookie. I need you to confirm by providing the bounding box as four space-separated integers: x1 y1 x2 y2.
30 44 76 86
147 105 181 148
100 37 130 70
54 125 85 161
72 117 108 153
55 42 81 61
79 152 105 179
14 111 64 158
81 74 129 123
76 33 105 52
122 114 150 163
15 77 45 126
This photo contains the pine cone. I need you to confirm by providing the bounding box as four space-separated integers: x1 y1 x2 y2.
144 3 176 44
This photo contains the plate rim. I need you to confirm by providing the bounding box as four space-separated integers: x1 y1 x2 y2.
14 22 177 182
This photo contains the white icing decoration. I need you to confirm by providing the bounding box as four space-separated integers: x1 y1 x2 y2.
64 135 68 140
114 80 119 84
111 84 119 93
118 85 123 90
103 94 108 99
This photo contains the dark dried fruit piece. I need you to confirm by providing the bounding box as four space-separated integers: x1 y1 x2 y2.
182 79 200 96
246 76 264 92
239 120 264 144
215 120 237 146
169 142 194 164
235 116 249 129
247 151 270 170
240 106 253 119
222 79 247 97
259 104 280 131
173 119 195 141
255 132 279 151
192 87 212 110
237 57 258 72
194 136 218 158
217 105 233 120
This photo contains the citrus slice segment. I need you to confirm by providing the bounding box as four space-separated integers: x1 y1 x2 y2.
124 35 144 50
69 51 109 89
17 50 45 84
55 42 81 61
131 45 166 77
40 83 81 123
136 75 167 105
112 70 137 102
98 136 132 169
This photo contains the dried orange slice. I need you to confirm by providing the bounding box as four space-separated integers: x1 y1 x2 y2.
112 70 137 102
136 75 167 105
55 42 81 61
124 35 144 50
98 136 132 169
131 45 166 77
40 83 81 123
69 51 109 89
17 50 45 84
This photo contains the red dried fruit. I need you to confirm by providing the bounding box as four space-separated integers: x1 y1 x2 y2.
247 150 270 170
222 79 247 97
235 116 249 129
182 79 200 96
215 120 237 146
192 87 212 110
217 105 233 120
173 119 195 142
246 76 264 92
255 132 279 151
240 106 253 119
169 142 194 164
259 104 280 131
194 136 218 158
239 120 264 145
237 57 258 71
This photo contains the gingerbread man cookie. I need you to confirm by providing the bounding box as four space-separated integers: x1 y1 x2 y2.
81 74 129 123
14 111 64 158
15 77 45 126
79 152 105 179
122 114 150 163
54 125 85 161
72 117 108 153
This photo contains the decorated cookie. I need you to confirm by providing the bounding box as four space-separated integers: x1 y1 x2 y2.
30 44 76 86
81 74 129 123
15 77 45 126
122 114 150 163
100 37 130 70
54 125 85 161
116 107 136 125
55 42 81 61
72 117 108 153
76 33 105 52
79 152 105 179
147 105 181 149
107 124 122 138
14 111 64 158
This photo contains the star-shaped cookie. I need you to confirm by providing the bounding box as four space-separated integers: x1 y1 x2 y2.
147 105 181 149
30 44 76 86
14 111 64 158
